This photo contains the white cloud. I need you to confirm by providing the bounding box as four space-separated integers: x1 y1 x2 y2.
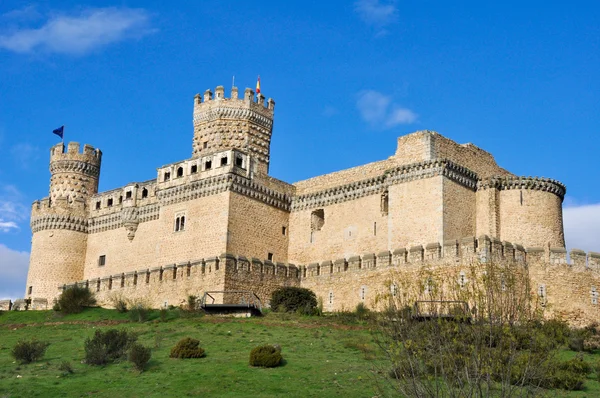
0 184 28 232
0 244 29 300
564 202 600 253
356 90 417 129
354 0 398 35
0 7 153 55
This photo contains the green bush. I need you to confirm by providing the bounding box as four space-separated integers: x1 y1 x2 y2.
568 336 585 352
271 287 317 314
58 361 74 375
354 302 371 320
169 338 206 359
11 339 50 364
249 344 282 367
128 343 151 371
545 355 592 391
115 299 127 313
56 285 96 314
84 329 137 365
129 304 150 323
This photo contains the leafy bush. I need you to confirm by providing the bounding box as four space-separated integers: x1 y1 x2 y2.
354 302 371 320
129 303 150 323
546 355 591 391
128 343 151 371
84 329 137 365
55 285 96 314
11 339 50 364
58 361 74 374
271 287 317 314
568 336 585 352
249 344 282 367
169 338 206 359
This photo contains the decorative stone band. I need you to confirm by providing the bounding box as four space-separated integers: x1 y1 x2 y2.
31 213 88 233
50 159 100 178
87 203 159 234
157 173 291 210
193 106 273 130
477 176 566 200
291 159 478 211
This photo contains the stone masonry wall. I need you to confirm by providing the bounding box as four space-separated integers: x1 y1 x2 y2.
84 192 231 280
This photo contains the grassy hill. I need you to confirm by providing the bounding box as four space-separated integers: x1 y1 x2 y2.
0 309 598 397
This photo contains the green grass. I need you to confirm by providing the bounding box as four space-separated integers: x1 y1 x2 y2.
0 310 598 397
0 310 385 397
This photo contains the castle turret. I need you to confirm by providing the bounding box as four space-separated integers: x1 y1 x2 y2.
192 85 275 174
25 142 102 303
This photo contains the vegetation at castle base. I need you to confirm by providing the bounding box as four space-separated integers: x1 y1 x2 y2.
372 261 600 397
249 344 282 367
169 337 206 359
54 285 97 314
271 286 318 314
0 307 598 397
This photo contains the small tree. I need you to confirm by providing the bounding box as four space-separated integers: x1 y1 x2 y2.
169 338 206 359
11 339 50 364
249 344 283 367
128 343 152 372
271 287 318 314
56 285 96 314
84 329 137 365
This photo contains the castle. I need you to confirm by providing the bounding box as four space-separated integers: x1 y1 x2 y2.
19 85 599 324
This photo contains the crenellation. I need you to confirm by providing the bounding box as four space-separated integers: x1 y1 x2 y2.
425 243 441 260
377 251 391 267
570 249 587 271
443 240 459 258
320 260 333 275
589 252 600 271
549 247 568 265
409 245 424 263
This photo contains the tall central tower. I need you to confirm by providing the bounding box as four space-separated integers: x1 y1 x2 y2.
192 85 275 174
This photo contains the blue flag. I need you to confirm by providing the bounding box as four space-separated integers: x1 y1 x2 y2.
53 126 64 139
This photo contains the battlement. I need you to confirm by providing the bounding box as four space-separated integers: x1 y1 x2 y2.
299 236 600 279
50 142 102 165
193 85 275 114
478 176 566 200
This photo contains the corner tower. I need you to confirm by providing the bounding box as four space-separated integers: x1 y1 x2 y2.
192 85 275 174
25 142 102 304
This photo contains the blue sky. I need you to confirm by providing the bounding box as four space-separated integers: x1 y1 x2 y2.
1 1 599 298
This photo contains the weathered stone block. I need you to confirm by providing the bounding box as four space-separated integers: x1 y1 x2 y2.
409 245 424 263
443 240 458 258
392 248 407 266
348 256 361 271
333 259 347 273
320 260 333 275
570 249 587 271
377 251 391 267
0 299 12 311
425 243 441 261
362 253 376 269
549 247 567 265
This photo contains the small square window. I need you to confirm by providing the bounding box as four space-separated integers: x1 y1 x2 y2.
28 286 32 295
191 165 198 174
221 157 228 166
235 156 243 167
126 191 132 199
98 255 106 267
107 198 113 207
282 226 287 235
203 142 208 149
164 172 171 182
95 201 101 210
267 253 274 261
205 160 212 170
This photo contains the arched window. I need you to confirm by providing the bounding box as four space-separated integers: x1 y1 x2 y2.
141 188 148 198
177 167 184 177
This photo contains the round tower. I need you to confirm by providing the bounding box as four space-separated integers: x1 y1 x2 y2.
192 85 275 174
25 142 102 304
496 176 566 248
